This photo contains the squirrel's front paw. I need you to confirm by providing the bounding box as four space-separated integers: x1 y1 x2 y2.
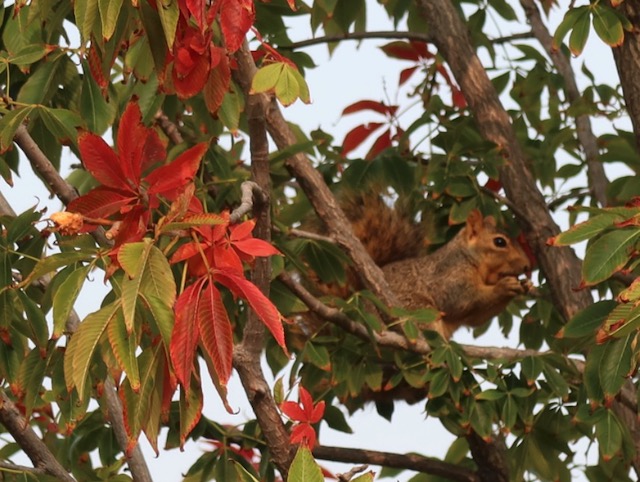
496 276 527 297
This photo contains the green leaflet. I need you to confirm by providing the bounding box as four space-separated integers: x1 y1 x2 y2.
65 301 120 398
288 446 323 482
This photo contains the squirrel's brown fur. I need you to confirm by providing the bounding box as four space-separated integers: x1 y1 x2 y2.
344 196 531 338
381 209 531 338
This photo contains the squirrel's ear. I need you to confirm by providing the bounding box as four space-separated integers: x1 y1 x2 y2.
465 209 484 238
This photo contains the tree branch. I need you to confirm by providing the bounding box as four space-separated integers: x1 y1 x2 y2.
0 391 75 481
232 41 400 309
519 0 609 207
277 272 545 361
230 181 268 223
232 48 295 478
313 445 480 482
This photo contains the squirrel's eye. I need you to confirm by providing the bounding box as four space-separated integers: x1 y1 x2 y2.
493 236 507 248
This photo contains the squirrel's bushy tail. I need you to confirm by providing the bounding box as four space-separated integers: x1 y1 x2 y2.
342 193 425 267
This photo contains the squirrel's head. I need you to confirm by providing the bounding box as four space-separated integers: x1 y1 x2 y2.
464 209 530 285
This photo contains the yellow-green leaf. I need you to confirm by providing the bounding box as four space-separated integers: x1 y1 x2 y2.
155 0 179 49
107 310 140 391
66 301 120 398
98 0 124 40
582 229 640 286
53 265 90 338
288 446 324 482
75 0 99 43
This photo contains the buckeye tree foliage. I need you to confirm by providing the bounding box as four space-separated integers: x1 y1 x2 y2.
0 0 640 481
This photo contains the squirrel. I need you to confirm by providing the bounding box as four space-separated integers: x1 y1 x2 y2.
343 195 532 339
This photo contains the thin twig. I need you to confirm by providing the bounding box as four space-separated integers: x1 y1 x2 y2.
337 464 370 482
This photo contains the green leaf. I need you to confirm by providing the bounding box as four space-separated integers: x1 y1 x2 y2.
0 106 35 152
551 214 621 246
568 8 591 56
596 410 623 461
521 356 543 385
21 251 94 288
107 310 140 391
66 301 120 398
8 44 47 69
488 0 517 21
476 389 505 401
251 63 282 95
553 6 588 49
142 293 174 351
98 0 124 40
599 334 634 398
592 4 624 47
75 0 100 43
119 241 154 333
37 107 83 146
155 0 179 49
16 289 48 348
17 54 66 105
81 61 116 134
53 265 90 339
288 446 324 482
558 300 616 339
582 229 640 285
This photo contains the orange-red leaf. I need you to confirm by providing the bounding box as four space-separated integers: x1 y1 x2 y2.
219 0 255 53
399 66 418 86
170 279 204 387
341 122 383 157
198 281 234 385
204 47 230 115
117 101 147 182
146 142 207 196
67 186 135 219
78 131 126 189
214 272 286 352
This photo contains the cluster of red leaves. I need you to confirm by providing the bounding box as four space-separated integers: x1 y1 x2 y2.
340 99 401 159
67 100 207 254
280 386 325 450
169 213 286 390
381 40 466 109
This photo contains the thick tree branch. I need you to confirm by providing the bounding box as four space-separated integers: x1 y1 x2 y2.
519 0 609 207
0 391 75 481
232 41 400 308
612 0 640 154
414 0 591 324
314 445 479 482
232 62 295 477
278 272 545 361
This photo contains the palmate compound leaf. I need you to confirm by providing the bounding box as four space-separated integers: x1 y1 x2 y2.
250 62 310 107
65 300 120 397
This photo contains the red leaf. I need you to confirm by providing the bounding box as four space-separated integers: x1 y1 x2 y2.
399 66 418 86
170 241 204 264
170 280 204 387
110 206 150 246
87 43 108 95
289 423 317 449
380 40 422 61
231 238 281 259
146 143 207 196
185 0 207 31
116 101 147 182
341 122 384 157
198 281 234 385
452 87 467 109
141 129 166 173
213 243 244 275
220 0 255 53
366 128 392 160
204 47 230 115
78 131 127 189
281 401 307 421
342 100 397 117
214 272 286 351
67 186 135 219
